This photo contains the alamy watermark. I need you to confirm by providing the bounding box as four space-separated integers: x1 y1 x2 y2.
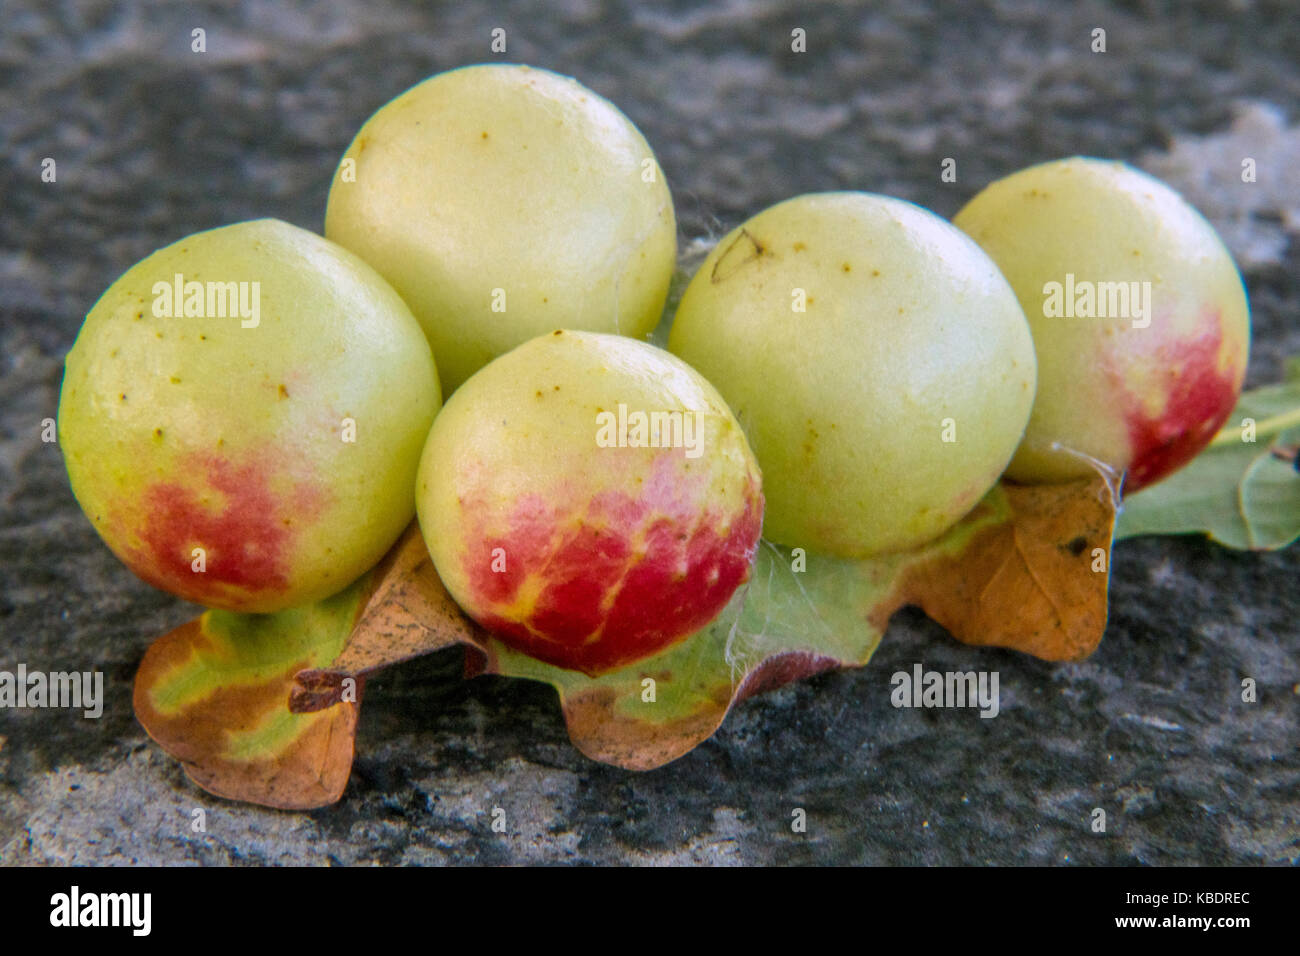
595 404 704 459
891 664 999 718
152 272 260 328
1042 273 1151 329
0 664 103 718
50 886 151 936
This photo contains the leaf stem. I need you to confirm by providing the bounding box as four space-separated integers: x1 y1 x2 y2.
1208 407 1300 449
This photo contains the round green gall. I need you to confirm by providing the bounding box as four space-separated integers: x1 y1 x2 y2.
58 219 441 613
325 64 678 394
668 192 1037 558
416 330 762 676
954 157 1250 491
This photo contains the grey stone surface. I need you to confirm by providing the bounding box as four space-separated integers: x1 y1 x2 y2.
1 0 1297 865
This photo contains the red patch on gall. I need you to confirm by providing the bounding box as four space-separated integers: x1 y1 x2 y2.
122 454 326 610
465 475 764 676
1121 315 1243 493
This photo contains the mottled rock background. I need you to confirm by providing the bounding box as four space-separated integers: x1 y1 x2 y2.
1 0 1297 865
